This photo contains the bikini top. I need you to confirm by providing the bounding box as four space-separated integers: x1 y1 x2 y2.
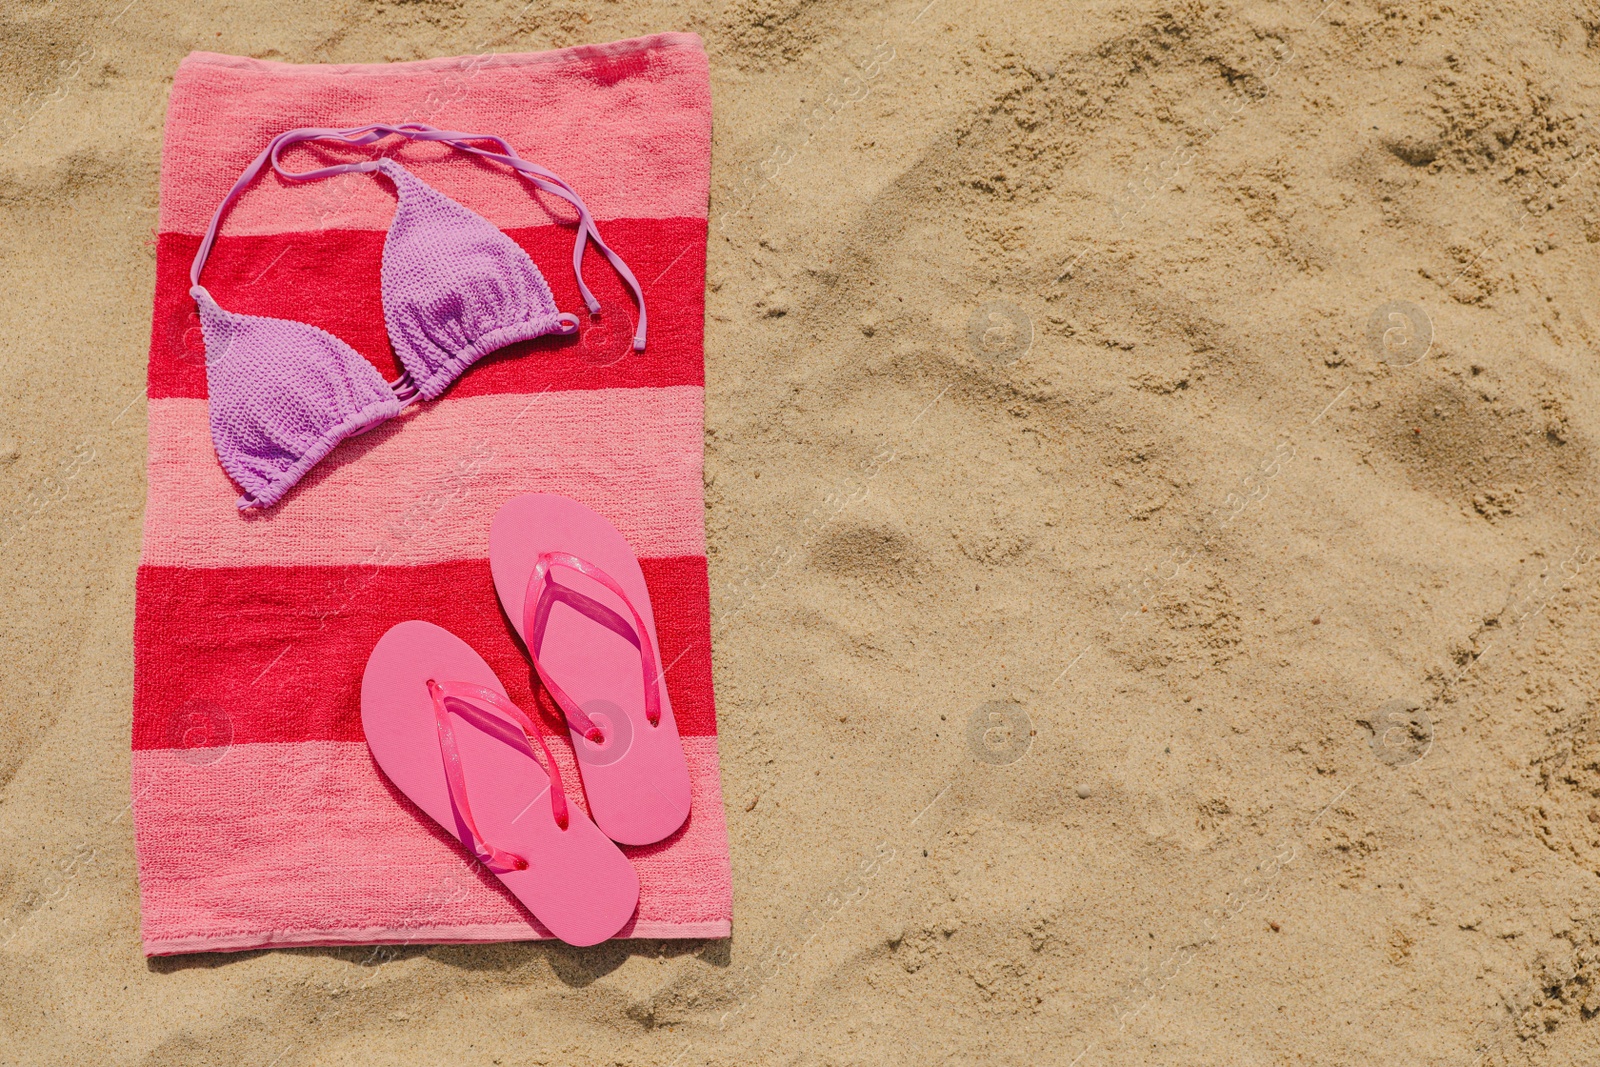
190 123 647 510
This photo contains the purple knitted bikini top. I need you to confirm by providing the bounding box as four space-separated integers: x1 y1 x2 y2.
190 123 647 510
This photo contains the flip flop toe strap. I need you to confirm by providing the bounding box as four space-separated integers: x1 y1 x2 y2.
523 551 665 741
427 679 573 873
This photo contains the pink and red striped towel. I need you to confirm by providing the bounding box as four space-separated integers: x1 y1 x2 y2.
133 34 730 955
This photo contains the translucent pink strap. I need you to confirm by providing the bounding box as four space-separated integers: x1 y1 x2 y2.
522 551 664 742
426 679 572 874
188 123 648 350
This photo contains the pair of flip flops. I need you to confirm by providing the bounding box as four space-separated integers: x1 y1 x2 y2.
360 494 691 945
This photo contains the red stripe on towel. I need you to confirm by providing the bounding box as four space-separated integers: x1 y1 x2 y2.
148 217 706 399
133 556 716 750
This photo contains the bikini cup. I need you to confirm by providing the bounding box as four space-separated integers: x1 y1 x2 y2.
190 123 647 510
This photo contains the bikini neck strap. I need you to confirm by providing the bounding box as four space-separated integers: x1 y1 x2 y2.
188 123 648 352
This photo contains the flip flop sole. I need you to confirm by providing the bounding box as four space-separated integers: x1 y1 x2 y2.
361 620 639 946
490 493 693 846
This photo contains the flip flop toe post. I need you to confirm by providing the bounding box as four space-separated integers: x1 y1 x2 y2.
490 494 693 846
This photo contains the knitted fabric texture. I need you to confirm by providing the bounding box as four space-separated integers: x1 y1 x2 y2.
377 158 570 401
134 34 727 956
197 151 576 510
197 289 402 509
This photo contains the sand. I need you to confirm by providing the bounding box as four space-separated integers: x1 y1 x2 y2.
4 0 1600 1063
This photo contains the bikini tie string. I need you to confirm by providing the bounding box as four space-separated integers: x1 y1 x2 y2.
189 122 648 351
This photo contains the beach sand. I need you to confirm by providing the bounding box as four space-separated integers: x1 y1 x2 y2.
4 0 1600 1063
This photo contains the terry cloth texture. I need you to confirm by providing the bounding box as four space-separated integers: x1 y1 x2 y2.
134 33 729 956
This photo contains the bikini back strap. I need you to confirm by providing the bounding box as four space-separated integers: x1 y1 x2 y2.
187 123 649 350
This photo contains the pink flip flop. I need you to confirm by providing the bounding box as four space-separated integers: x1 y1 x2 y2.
361 620 639 946
489 494 692 846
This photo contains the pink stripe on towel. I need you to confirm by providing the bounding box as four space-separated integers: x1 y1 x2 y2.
159 35 711 236
134 738 732 955
142 390 707 567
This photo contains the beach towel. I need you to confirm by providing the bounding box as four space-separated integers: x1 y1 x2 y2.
132 33 729 955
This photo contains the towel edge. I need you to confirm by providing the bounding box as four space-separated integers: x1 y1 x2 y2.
180 32 705 77
143 918 731 956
